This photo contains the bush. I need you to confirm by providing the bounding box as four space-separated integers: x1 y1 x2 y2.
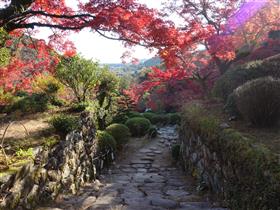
151 114 170 125
142 112 157 122
32 75 64 101
50 114 79 136
182 103 220 137
6 93 49 113
126 111 142 118
143 112 181 125
112 113 129 124
125 117 151 137
148 125 157 138
50 97 65 107
0 88 17 110
167 113 181 125
96 130 117 153
224 93 241 117
106 123 130 148
16 148 34 158
213 56 280 101
69 102 88 112
234 77 280 127
43 136 59 148
14 90 29 97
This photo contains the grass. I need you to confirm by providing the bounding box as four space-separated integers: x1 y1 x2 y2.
0 158 32 178
0 109 65 175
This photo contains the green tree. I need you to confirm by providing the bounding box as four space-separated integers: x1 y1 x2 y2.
56 55 103 103
96 69 120 130
0 28 10 67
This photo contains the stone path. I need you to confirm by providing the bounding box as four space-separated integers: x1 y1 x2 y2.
37 126 227 210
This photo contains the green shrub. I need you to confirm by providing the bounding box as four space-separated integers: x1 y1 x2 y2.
234 77 280 127
213 56 280 101
14 90 29 97
96 130 117 153
16 148 34 158
148 125 157 138
50 114 78 136
69 102 88 112
32 75 63 95
6 93 49 113
224 93 241 117
43 136 59 148
171 144 180 161
182 103 220 137
106 123 130 148
167 113 181 125
112 113 129 124
50 97 65 107
150 114 169 125
143 112 181 125
142 112 157 122
126 111 142 118
0 88 18 111
125 117 151 137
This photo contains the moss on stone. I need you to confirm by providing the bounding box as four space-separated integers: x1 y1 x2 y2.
181 104 280 209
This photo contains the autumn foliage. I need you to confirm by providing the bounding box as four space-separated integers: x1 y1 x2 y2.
0 0 279 110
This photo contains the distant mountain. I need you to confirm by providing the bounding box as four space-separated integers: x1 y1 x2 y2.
142 57 162 67
104 57 162 76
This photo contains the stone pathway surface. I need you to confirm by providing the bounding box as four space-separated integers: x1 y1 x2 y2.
37 126 227 210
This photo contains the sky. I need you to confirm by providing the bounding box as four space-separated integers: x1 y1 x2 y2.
35 0 164 64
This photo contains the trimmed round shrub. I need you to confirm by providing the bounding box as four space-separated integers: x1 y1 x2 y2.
143 112 181 125
224 93 241 117
106 123 130 148
142 112 157 122
50 114 78 136
234 77 280 127
126 111 142 118
112 113 129 124
151 114 169 125
213 56 280 101
167 113 181 125
96 130 117 153
148 125 157 138
125 117 151 137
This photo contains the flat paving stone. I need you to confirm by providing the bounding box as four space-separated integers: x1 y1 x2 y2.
131 160 153 164
36 126 226 210
131 163 148 168
141 157 155 161
146 152 156 157
139 149 152 153
165 189 191 198
121 168 137 173
137 168 148 173
150 197 178 209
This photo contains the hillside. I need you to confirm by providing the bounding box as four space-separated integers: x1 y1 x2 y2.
105 57 162 76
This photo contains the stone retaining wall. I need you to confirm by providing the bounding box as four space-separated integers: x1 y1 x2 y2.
179 106 280 210
0 112 114 210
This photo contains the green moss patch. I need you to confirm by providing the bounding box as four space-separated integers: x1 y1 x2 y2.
181 103 280 209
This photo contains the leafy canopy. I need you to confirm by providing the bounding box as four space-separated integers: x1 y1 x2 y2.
56 55 103 102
